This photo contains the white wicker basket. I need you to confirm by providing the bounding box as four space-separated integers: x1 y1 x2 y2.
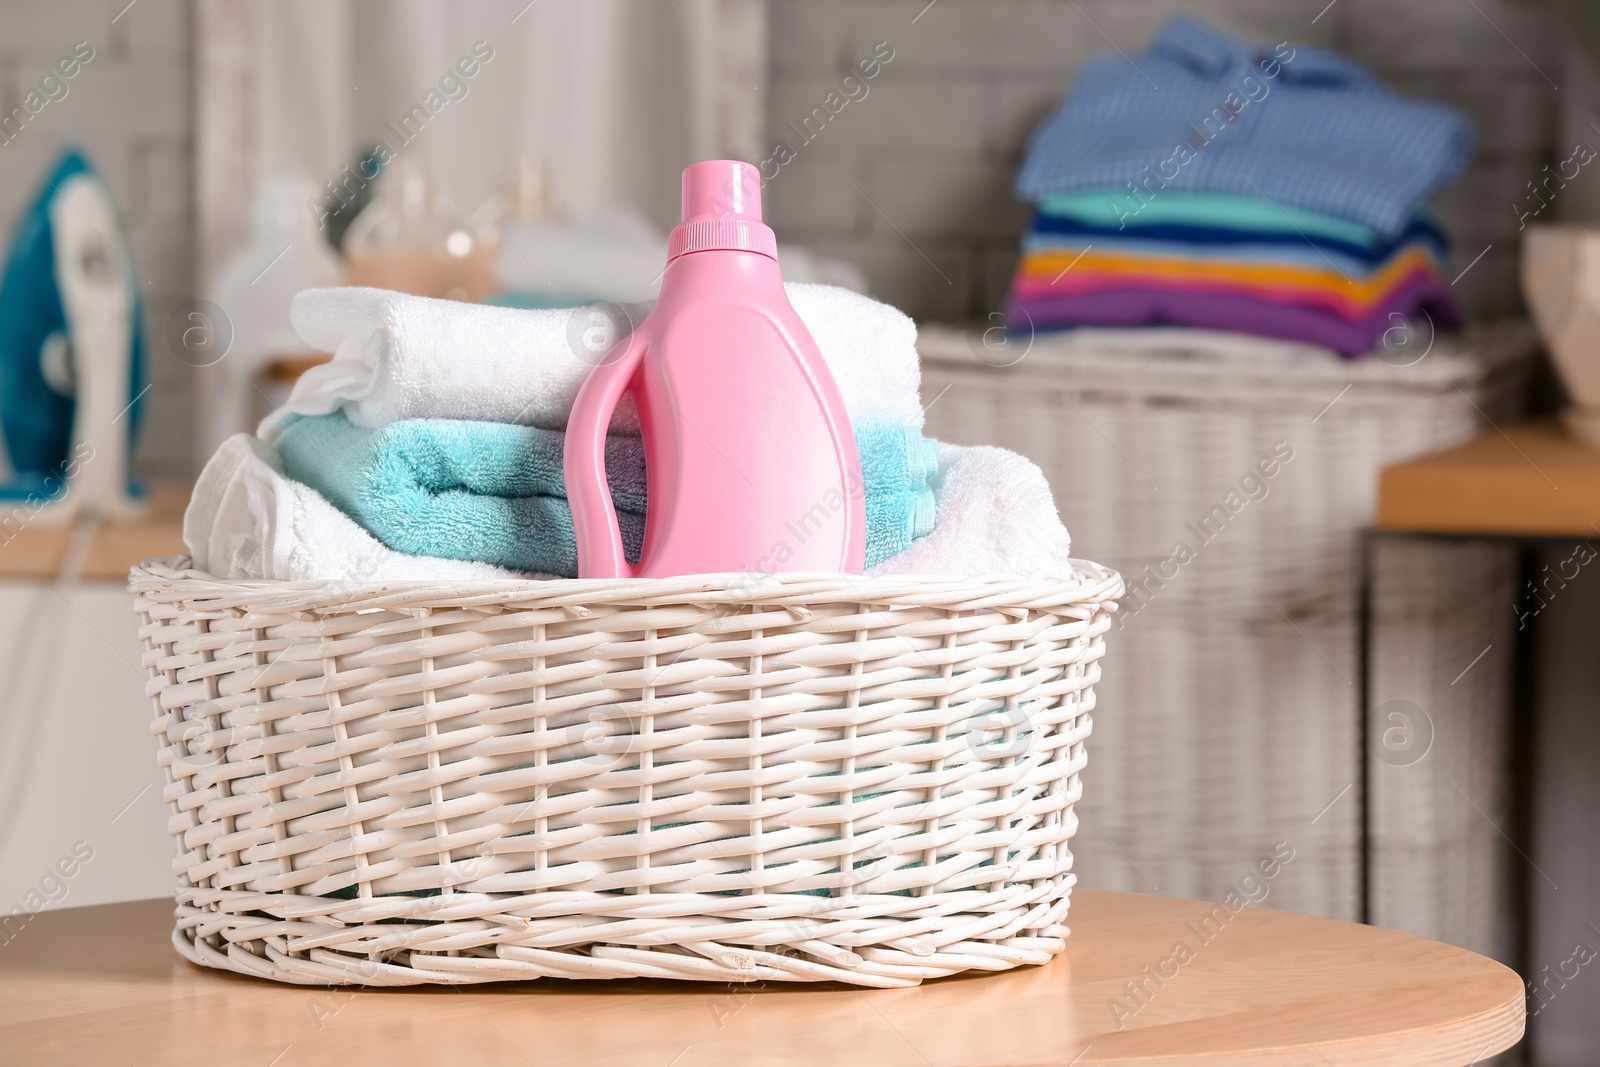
918 324 1533 922
130 558 1120 987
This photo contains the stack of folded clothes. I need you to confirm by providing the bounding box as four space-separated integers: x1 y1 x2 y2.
1006 15 1475 358
187 285 1076 581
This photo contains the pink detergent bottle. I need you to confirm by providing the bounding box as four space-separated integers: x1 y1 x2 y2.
564 160 865 579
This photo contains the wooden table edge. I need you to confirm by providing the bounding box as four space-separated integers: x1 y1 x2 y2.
0 895 1530 1067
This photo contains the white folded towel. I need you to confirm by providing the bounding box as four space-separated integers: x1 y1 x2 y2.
259 282 923 442
867 444 1071 578
186 434 525 581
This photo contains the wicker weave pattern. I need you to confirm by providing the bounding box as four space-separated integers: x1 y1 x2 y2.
919 324 1532 922
130 559 1120 987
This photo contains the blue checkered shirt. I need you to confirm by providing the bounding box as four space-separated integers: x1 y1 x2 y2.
1014 15 1476 238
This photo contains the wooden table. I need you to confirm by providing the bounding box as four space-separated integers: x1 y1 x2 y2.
0 892 1523 1066
1378 419 1600 536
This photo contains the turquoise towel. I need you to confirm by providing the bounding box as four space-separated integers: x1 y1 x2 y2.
853 421 939 567
276 413 937 576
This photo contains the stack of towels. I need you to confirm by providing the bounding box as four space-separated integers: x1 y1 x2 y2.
187 284 1073 582
1007 16 1474 358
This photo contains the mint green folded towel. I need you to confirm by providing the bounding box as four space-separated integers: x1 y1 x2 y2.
276 413 937 576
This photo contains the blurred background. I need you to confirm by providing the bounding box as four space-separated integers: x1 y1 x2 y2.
0 1 1596 1063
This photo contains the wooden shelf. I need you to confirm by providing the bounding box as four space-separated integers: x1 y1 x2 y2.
0 483 187 581
1378 420 1600 537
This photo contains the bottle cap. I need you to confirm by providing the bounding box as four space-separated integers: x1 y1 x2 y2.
667 160 777 261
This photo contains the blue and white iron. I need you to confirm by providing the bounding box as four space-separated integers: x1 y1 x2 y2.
0 147 146 520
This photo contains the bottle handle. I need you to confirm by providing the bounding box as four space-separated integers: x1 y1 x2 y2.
564 328 648 579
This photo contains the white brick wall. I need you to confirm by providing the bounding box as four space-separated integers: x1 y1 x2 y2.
766 0 1560 322
0 0 192 482
0 0 1562 476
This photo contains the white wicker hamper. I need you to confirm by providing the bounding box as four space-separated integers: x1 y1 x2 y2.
918 324 1533 923
130 559 1121 987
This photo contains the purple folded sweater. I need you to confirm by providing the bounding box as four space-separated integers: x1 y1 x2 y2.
1005 272 1461 358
